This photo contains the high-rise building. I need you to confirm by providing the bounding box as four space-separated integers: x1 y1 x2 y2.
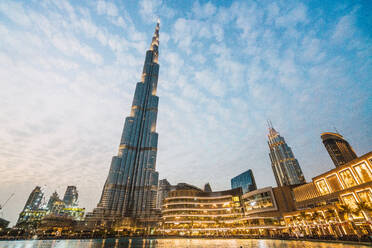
88 22 161 222
23 186 43 210
47 191 60 210
204 183 212 192
63 186 78 207
156 179 172 210
231 169 257 193
321 132 358 167
268 122 305 187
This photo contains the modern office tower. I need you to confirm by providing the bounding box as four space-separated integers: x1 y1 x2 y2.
47 191 60 210
89 22 161 222
204 183 212 192
321 132 358 167
23 186 43 210
63 186 78 207
231 169 257 194
268 122 306 187
156 179 171 210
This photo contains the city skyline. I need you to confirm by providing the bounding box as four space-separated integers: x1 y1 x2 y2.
0 0 371 226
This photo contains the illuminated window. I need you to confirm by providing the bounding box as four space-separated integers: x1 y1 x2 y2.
326 175 342 192
339 169 357 188
357 190 372 203
316 179 329 195
353 163 372 183
232 197 240 202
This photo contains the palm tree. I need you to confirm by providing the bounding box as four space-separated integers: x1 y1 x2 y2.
355 201 372 223
337 203 361 237
324 208 340 237
299 212 309 236
310 212 324 236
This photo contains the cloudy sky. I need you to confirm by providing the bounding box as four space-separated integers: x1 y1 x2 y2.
0 0 371 225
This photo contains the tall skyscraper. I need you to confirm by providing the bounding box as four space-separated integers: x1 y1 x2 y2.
267 122 305 187
47 191 60 210
321 132 357 167
204 183 212 192
63 186 78 207
89 22 160 222
23 186 43 210
231 169 257 194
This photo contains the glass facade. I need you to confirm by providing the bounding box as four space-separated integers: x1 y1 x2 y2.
353 163 372 183
321 132 357 167
267 124 306 187
89 22 161 220
243 191 274 212
339 169 357 188
231 169 257 193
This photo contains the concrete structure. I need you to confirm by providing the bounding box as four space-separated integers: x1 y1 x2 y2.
267 122 305 187
231 169 257 193
87 22 161 225
321 132 358 167
284 151 372 238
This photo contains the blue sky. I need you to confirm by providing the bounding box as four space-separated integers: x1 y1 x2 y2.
0 0 371 225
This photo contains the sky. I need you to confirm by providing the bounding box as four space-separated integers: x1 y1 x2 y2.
0 0 371 225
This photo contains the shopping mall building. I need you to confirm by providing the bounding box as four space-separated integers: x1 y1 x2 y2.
160 151 372 237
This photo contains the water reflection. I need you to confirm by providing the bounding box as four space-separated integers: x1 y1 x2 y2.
0 238 368 248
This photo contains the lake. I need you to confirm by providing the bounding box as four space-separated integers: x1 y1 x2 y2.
0 238 368 248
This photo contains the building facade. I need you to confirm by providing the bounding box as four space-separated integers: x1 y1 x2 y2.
231 169 257 193
63 186 78 207
22 186 43 211
268 122 305 187
284 151 372 238
160 185 298 236
321 132 358 167
87 22 161 224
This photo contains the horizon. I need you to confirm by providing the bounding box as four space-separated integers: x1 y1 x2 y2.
0 0 371 226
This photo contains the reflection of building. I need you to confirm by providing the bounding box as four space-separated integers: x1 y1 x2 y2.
321 132 358 167
284 151 372 237
231 169 257 193
268 122 306 187
87 22 161 225
23 186 43 210
63 186 78 207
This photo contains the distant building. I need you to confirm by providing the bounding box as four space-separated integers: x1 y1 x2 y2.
63 186 78 207
47 191 60 210
268 122 306 187
204 182 212 192
22 186 43 211
321 132 357 167
156 179 203 210
231 169 257 193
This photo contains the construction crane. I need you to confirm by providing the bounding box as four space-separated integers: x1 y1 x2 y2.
0 193 15 211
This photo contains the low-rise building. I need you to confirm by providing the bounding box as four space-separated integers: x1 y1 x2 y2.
284 151 372 238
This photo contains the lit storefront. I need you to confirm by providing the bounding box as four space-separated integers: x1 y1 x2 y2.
284 151 372 238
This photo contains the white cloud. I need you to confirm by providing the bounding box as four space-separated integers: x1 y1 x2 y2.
97 0 118 16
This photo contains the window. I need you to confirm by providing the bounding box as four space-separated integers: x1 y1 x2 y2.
353 163 372 183
316 179 329 195
357 190 372 203
326 175 342 192
339 169 357 188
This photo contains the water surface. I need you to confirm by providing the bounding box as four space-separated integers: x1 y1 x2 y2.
0 238 367 248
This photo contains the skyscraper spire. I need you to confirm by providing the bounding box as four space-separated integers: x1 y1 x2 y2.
87 22 161 225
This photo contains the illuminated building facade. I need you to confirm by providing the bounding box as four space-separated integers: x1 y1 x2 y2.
161 188 244 236
22 186 43 211
284 151 372 237
268 122 306 187
17 186 45 227
87 22 161 224
63 186 78 207
160 185 297 236
321 132 358 167
231 169 257 193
